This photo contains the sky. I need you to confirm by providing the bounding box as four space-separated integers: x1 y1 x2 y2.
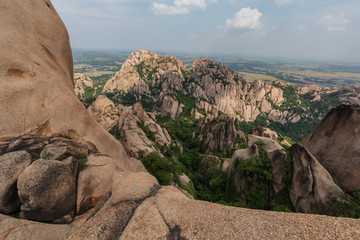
51 0 360 62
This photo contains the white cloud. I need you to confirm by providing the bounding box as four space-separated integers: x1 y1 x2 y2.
275 0 296 6
152 0 216 15
318 13 348 31
151 3 189 15
225 7 263 30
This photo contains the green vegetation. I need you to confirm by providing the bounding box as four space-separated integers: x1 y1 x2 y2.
109 126 124 140
75 153 88 172
332 179 360 218
175 93 197 117
135 61 159 85
138 122 156 142
141 152 175 186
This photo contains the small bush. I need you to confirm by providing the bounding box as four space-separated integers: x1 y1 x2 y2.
75 153 88 172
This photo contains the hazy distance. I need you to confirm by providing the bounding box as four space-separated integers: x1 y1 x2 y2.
52 0 360 63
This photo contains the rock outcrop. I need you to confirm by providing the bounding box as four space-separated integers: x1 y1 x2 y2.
0 151 32 214
290 144 345 215
87 95 119 131
251 126 278 140
116 103 172 158
102 50 186 93
198 115 246 155
18 157 78 222
74 73 94 98
0 0 129 169
160 96 184 117
302 104 360 192
76 153 117 215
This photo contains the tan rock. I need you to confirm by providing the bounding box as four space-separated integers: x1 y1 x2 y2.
76 154 116 215
251 126 278 140
0 214 71 240
117 103 172 158
103 50 186 93
74 73 94 98
0 0 129 170
87 95 119 131
160 96 184 117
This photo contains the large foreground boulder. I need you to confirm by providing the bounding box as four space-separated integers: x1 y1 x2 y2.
290 144 345 215
0 0 129 169
302 104 360 192
17 157 78 221
0 151 32 214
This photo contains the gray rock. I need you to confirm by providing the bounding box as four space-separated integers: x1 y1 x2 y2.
40 141 88 160
0 151 32 214
302 104 360 192
17 157 78 222
290 144 345 215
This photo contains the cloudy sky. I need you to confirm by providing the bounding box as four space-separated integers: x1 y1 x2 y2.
51 0 360 62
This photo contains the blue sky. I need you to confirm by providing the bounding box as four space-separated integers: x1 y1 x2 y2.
51 0 360 62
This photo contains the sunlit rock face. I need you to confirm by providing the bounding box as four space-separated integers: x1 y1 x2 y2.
0 0 128 167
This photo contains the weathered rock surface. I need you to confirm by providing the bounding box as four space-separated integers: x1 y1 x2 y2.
198 115 246 155
290 144 345 215
0 214 71 240
160 96 184 117
74 73 94 98
17 157 78 222
40 140 89 160
251 126 278 140
0 0 129 169
0 151 32 214
76 153 116 215
119 186 360 240
87 95 119 131
302 104 360 192
103 50 186 93
117 103 172 158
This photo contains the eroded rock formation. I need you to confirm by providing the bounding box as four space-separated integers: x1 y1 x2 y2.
302 104 360 192
290 144 345 215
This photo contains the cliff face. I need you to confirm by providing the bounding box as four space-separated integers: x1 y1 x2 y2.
302 104 360 192
0 0 128 167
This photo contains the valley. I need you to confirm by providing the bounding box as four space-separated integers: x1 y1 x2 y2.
74 49 360 217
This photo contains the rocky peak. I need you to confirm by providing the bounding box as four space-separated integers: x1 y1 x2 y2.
102 50 186 93
191 58 236 85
